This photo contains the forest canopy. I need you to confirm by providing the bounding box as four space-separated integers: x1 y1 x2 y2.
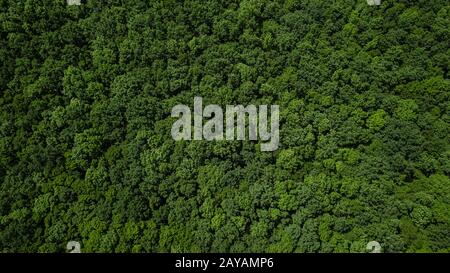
0 0 449 252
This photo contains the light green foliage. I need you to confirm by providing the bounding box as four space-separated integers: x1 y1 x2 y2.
367 109 387 131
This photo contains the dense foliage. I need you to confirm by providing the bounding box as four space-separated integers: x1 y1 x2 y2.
0 0 449 253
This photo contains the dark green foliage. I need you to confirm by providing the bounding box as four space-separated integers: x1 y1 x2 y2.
0 0 449 252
